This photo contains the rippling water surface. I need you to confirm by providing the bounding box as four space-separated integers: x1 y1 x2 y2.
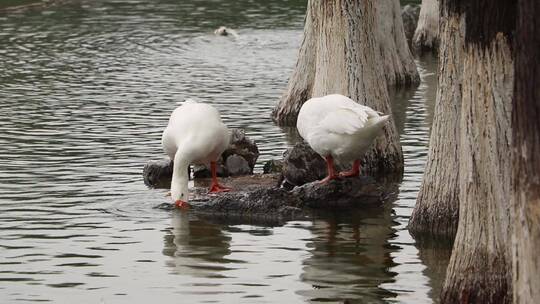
0 0 447 303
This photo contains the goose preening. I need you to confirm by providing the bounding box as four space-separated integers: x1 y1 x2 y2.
297 94 390 183
162 100 231 209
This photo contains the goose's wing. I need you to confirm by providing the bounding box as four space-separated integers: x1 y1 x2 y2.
317 107 370 135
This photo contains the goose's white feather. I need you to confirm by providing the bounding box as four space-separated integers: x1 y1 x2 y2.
297 94 389 163
162 100 230 202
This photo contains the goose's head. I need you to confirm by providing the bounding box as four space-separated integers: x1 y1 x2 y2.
175 199 189 209
173 190 189 209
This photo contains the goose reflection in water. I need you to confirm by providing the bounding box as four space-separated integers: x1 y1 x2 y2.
162 212 232 279
298 205 398 303
159 200 400 302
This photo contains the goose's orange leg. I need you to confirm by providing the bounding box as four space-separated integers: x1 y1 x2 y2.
320 155 339 184
208 161 231 193
339 160 361 178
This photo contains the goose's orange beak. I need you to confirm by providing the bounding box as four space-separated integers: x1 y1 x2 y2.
174 200 190 209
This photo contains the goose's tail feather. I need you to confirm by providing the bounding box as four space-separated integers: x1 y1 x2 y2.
366 115 390 128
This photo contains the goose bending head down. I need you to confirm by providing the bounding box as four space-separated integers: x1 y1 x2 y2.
162 100 231 209
296 94 390 183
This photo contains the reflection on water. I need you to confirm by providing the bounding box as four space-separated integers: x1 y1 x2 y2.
163 212 232 279
299 208 397 303
0 0 443 303
163 207 399 303
382 55 440 304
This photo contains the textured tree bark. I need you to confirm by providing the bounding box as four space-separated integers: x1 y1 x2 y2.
511 0 540 302
413 0 439 53
376 0 420 86
409 9 463 239
273 0 405 175
272 0 419 118
411 1 538 301
442 33 514 304
271 2 317 126
439 0 516 302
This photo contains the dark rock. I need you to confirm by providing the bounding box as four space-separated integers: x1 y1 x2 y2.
194 187 303 219
291 176 382 209
143 159 173 188
262 159 284 174
223 129 259 171
182 174 389 222
193 158 227 178
225 154 251 176
282 142 326 186
282 142 344 187
192 173 282 196
402 4 421 44
147 139 393 224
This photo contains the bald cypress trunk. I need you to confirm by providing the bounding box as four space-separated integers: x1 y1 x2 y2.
413 0 439 53
511 0 540 302
410 0 539 301
270 2 317 127
439 1 516 303
409 5 463 239
376 0 420 86
442 32 514 304
272 0 407 175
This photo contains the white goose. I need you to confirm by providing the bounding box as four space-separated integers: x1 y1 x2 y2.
162 100 231 209
296 94 390 183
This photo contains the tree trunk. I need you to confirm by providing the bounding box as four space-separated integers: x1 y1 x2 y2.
442 32 514 304
413 0 439 53
511 0 540 302
272 0 419 120
440 1 516 303
273 0 405 175
376 0 420 86
408 8 463 239
271 2 318 126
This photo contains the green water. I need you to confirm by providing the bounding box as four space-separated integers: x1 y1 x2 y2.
0 0 42 8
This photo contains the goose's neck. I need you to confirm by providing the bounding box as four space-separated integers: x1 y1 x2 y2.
171 152 189 202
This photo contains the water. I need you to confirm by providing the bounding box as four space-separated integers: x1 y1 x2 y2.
0 0 446 303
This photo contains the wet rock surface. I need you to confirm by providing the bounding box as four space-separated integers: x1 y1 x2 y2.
281 142 326 186
156 174 390 222
143 159 173 188
224 129 259 170
193 187 304 220
262 159 283 174
281 142 344 188
291 176 383 209
225 154 251 176
148 135 393 222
